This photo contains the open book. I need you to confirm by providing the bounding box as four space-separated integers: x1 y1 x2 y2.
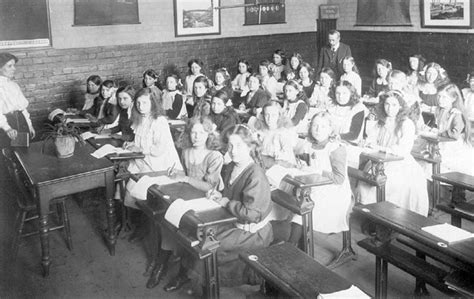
91 144 132 159
129 175 177 200
164 197 220 228
265 164 307 189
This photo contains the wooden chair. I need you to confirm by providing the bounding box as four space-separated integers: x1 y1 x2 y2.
2 148 72 258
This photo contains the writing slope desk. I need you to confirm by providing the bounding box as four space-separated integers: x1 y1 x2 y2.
137 182 237 299
14 141 116 276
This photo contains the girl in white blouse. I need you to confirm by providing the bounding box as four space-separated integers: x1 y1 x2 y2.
124 87 183 208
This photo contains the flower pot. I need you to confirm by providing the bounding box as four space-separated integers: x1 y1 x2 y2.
54 136 76 158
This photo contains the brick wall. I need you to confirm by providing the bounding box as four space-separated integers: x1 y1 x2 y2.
10 32 317 131
340 30 473 93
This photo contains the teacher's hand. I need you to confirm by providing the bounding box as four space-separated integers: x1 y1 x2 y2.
29 127 36 139
6 128 17 140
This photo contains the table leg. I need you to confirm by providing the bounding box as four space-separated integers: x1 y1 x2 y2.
375 256 382 298
203 252 219 299
39 213 50 277
381 259 388 299
105 171 116 256
37 190 51 277
302 212 314 258
432 163 440 213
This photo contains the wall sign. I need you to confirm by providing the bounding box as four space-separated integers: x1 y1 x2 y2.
320 5 340 19
244 0 285 25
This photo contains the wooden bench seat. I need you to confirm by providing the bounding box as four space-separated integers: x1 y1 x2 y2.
396 235 472 273
436 202 474 227
433 172 474 227
358 238 455 296
239 242 357 298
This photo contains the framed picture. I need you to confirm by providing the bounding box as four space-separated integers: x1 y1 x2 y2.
174 0 220 37
420 0 472 28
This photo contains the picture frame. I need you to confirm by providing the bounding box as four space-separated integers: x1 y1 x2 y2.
173 0 220 37
420 0 472 28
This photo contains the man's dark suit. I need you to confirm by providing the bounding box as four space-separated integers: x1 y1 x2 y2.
317 42 352 79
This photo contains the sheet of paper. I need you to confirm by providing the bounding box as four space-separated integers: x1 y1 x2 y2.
318 285 369 298
422 223 474 244
164 197 221 228
129 175 177 200
66 118 91 124
184 197 220 212
168 119 186 126
94 133 112 139
91 144 131 159
164 198 189 228
80 131 96 140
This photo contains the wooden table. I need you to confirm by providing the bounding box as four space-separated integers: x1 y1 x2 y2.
14 141 116 276
239 242 354 298
273 173 332 258
353 201 474 298
137 181 237 299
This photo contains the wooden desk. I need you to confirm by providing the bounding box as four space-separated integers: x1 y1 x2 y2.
87 138 145 162
359 150 403 203
276 173 332 258
432 172 474 227
412 134 456 212
137 182 237 299
353 202 474 298
14 141 116 276
239 242 353 298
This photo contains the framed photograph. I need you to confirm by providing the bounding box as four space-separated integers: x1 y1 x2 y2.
174 0 220 37
420 0 472 28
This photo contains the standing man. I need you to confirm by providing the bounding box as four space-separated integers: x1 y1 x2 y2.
317 30 352 80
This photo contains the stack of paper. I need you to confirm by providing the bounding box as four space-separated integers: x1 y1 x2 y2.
164 197 220 228
422 223 474 244
318 285 369 298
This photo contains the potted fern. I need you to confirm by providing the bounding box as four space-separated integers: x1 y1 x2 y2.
43 118 85 158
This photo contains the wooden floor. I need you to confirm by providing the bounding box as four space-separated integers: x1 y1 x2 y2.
1 167 472 298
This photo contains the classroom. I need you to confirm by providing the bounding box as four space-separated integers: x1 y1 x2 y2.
1 0 473 298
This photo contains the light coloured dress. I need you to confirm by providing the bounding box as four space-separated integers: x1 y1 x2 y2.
295 140 352 233
435 108 474 176
329 102 368 142
356 119 429 216
462 88 474 121
124 116 183 208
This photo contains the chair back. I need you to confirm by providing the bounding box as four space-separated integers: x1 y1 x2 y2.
2 148 34 209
